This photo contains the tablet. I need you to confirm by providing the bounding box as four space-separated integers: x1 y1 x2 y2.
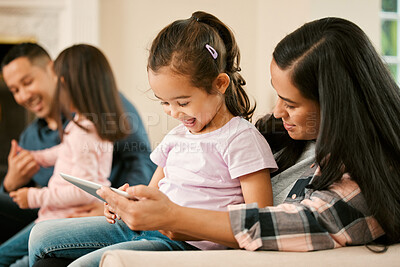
60 173 137 202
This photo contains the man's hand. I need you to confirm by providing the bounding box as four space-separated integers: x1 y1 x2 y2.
67 202 105 218
3 140 39 192
9 187 30 209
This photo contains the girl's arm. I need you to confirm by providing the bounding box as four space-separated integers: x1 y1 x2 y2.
239 168 272 207
159 169 272 242
148 166 165 189
30 144 62 167
27 124 113 209
27 146 107 209
156 169 273 243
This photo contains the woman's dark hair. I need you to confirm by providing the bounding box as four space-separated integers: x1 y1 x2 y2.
54 44 129 142
148 11 255 121
255 114 308 176
270 17 400 244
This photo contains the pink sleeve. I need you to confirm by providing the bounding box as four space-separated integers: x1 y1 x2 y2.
27 123 112 209
28 187 49 209
30 145 62 167
27 178 106 209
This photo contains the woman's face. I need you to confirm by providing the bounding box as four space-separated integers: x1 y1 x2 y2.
270 59 320 140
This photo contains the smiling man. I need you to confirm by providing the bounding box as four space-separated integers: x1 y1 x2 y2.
0 43 155 244
3 49 57 125
2 44 59 194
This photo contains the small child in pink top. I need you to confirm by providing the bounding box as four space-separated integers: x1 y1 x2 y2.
26 114 113 223
1 44 129 265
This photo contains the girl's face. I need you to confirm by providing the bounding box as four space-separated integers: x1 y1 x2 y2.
148 67 230 134
270 59 320 140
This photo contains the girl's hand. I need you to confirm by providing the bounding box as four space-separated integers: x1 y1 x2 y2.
118 183 130 192
103 202 118 224
97 185 177 231
103 183 129 224
9 187 30 209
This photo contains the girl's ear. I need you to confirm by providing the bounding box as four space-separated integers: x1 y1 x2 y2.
213 73 230 94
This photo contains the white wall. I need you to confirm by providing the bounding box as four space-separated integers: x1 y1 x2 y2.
99 0 380 148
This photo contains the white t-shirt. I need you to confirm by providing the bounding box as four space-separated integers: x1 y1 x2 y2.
151 116 277 211
151 116 277 250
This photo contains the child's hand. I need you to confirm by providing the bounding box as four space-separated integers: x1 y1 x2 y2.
103 183 129 224
118 183 130 192
9 187 30 209
104 202 118 224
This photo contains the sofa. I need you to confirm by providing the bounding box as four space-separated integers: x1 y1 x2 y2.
100 243 400 266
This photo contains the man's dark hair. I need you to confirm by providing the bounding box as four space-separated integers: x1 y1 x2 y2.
1 42 51 70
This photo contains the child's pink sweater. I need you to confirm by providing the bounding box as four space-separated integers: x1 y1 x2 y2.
27 116 112 223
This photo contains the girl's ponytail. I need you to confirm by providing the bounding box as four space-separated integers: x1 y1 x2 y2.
192 11 255 121
148 11 255 121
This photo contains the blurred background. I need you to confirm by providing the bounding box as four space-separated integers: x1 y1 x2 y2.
0 0 397 178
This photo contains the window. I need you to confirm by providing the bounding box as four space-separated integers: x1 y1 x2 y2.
381 0 400 81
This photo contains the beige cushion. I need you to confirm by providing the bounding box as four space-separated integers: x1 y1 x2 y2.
100 244 400 267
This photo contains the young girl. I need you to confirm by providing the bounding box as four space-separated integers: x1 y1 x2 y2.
28 11 277 266
135 10 278 250
0 44 128 266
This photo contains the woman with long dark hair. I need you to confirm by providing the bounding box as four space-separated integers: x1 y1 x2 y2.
270 17 400 245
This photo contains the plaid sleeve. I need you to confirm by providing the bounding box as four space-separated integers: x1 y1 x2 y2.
228 174 385 251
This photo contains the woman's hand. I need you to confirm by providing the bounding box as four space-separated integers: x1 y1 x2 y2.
97 185 177 230
10 187 30 209
97 185 239 248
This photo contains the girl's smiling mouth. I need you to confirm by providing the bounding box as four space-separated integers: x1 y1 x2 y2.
182 118 196 127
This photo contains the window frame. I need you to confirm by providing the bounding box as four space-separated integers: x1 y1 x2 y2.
381 0 400 81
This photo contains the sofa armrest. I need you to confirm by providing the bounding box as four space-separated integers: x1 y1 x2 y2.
100 244 400 267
